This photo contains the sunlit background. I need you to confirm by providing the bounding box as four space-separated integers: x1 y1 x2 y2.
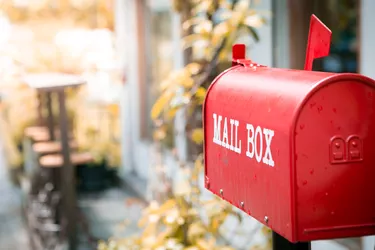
0 0 374 250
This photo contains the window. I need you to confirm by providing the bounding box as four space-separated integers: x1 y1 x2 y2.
320 0 358 73
137 0 174 139
287 0 359 73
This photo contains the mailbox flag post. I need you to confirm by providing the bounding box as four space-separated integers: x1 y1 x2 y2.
272 232 311 250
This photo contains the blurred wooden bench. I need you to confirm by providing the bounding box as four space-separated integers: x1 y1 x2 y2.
24 126 73 142
39 152 94 168
22 73 93 248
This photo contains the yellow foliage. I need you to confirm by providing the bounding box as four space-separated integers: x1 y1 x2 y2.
153 128 167 141
99 0 269 249
182 34 210 50
183 17 208 31
191 0 212 15
193 20 213 35
188 221 206 242
195 87 207 104
1 0 114 29
186 63 202 75
191 128 204 145
211 21 230 46
151 91 174 120
166 107 179 120
107 103 119 116
244 14 266 28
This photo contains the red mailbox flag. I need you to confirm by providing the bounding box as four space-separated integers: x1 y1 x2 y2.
304 14 332 71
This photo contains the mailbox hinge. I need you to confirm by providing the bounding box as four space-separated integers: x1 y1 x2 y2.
232 44 266 68
236 59 267 69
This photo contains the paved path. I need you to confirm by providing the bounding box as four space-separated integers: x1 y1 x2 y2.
77 186 145 249
0 144 29 250
0 136 144 250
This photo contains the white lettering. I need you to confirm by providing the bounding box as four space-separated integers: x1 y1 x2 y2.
213 113 222 145
230 119 235 151
255 126 263 163
263 128 275 167
222 117 229 149
212 114 274 163
234 120 241 154
246 124 255 158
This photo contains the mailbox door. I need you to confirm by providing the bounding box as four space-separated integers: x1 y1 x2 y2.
294 78 375 241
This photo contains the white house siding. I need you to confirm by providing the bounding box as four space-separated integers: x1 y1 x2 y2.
117 0 185 196
360 0 375 80
360 1 375 249
116 0 138 176
249 0 273 66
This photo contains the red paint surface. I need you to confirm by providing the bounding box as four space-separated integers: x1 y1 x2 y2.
203 66 375 242
304 14 332 71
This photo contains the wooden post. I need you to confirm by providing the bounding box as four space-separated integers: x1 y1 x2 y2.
58 90 76 250
272 231 311 250
46 92 55 141
37 92 44 126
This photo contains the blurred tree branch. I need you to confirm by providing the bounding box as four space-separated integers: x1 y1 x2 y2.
100 0 271 249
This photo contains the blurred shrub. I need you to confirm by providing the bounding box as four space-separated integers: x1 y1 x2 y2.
99 0 272 249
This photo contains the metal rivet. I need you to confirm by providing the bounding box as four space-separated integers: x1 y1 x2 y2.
220 189 223 195
205 177 210 188
264 216 269 224
240 202 244 208
335 142 340 148
352 141 357 147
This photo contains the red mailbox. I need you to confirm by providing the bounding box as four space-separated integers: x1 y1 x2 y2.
203 15 375 243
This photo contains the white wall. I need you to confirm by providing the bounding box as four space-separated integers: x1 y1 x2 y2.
272 0 290 68
360 0 375 248
115 0 137 176
362 236 374 250
360 0 375 79
117 0 186 184
248 0 273 66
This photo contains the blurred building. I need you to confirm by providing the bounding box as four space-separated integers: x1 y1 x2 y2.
117 0 374 249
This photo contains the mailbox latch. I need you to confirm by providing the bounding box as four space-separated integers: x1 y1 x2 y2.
330 135 363 164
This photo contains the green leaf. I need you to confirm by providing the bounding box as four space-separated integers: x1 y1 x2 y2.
245 25 260 42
